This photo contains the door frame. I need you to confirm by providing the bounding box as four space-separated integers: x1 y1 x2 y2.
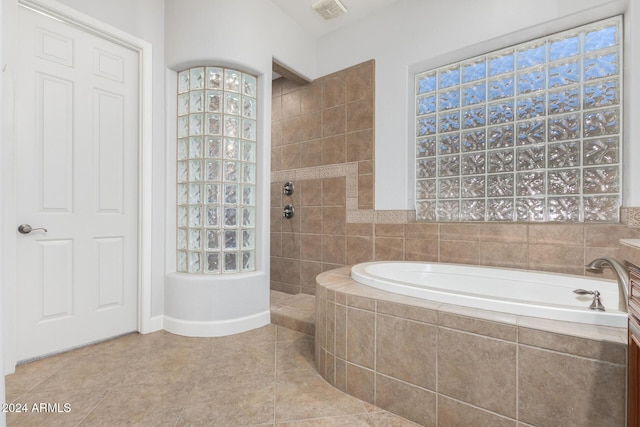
1 0 154 372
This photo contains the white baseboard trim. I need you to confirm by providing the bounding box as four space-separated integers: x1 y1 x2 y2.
162 311 271 337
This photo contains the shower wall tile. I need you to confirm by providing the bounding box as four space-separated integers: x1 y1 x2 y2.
479 242 528 269
346 236 374 265
346 223 373 236
300 234 322 261
299 207 323 234
405 238 438 261
323 135 346 165
322 75 346 109
375 374 437 427
528 243 584 275
346 307 375 369
322 235 346 265
357 174 374 209
347 99 374 132
375 224 404 238
281 90 301 118
322 177 346 206
440 240 479 264
374 237 404 261
439 312 517 341
300 180 322 206
346 129 373 162
528 224 584 245
346 60 374 103
438 396 516 427
404 222 439 239
322 106 347 137
477 223 527 242
300 140 323 168
322 208 346 235
300 83 322 113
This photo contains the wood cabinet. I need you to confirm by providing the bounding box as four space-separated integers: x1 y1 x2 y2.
630 267 640 427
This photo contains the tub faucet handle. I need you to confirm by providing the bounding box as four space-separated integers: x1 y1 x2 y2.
573 289 605 311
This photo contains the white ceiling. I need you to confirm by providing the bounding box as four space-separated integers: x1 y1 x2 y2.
270 0 405 37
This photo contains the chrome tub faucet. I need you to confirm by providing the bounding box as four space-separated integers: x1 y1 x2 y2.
585 257 629 313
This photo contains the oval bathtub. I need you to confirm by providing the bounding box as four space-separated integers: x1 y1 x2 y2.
351 261 627 328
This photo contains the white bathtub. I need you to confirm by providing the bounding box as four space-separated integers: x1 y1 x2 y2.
351 262 627 328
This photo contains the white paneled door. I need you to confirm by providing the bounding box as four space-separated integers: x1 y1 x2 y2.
15 6 139 361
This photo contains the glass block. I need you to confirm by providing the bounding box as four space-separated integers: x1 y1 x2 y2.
206 90 222 113
583 108 620 137
242 73 257 97
549 34 579 61
517 42 545 69
517 146 545 171
188 251 201 273
584 137 618 165
206 183 220 204
242 207 255 227
416 200 436 221
462 59 486 83
243 96 257 119
439 66 460 89
178 70 190 93
417 116 437 136
517 171 545 196
224 69 241 92
584 52 619 81
177 116 189 138
224 252 238 273
207 230 220 250
417 95 437 115
547 169 580 195
462 130 485 152
548 197 580 222
516 197 545 221
190 91 204 113
224 116 240 137
224 184 238 204
548 114 580 142
188 183 202 204
178 93 189 116
517 95 545 120
206 253 220 273
177 228 187 250
585 24 618 52
416 179 436 200
224 92 240 115
177 138 188 160
438 155 460 177
548 61 579 88
487 198 514 221
488 149 514 173
548 141 580 168
242 251 254 271
206 206 220 227
224 230 238 249
584 79 619 109
189 137 202 158
462 176 485 198
205 160 221 181
177 184 188 205
177 206 188 227
189 206 202 227
488 76 514 100
548 88 579 115
223 206 238 227
438 134 460 155
224 138 240 160
242 164 256 184
584 196 620 222
242 185 256 206
189 114 203 135
188 229 201 250
416 158 437 179
461 199 485 221
189 160 202 181
177 251 187 272
224 161 238 182
439 90 460 110
462 83 486 106
206 67 223 89
242 141 256 162
517 119 545 145
417 137 436 158
438 178 459 199
177 161 188 183
189 67 204 90
583 166 619 193
462 107 485 129
462 153 486 175
242 229 255 249
439 112 460 133
517 68 545 94
488 51 514 76
243 119 257 141
488 125 514 149
437 200 460 221
206 114 221 135
206 137 222 158
416 72 436 94
488 101 514 125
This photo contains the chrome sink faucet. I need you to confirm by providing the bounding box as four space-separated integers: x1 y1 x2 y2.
585 257 629 313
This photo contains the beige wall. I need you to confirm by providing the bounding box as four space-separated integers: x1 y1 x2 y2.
270 60 640 295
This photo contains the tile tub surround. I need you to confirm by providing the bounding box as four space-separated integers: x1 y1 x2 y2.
315 267 628 427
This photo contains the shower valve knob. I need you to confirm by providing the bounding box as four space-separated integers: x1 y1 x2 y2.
283 205 295 219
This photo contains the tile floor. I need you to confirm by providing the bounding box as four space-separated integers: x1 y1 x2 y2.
4 293 418 426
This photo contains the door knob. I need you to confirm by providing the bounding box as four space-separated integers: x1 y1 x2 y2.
18 224 48 234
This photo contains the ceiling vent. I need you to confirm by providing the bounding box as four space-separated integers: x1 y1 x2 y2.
312 0 348 20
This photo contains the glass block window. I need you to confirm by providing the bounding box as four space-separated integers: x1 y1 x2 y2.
415 16 622 222
177 66 257 273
